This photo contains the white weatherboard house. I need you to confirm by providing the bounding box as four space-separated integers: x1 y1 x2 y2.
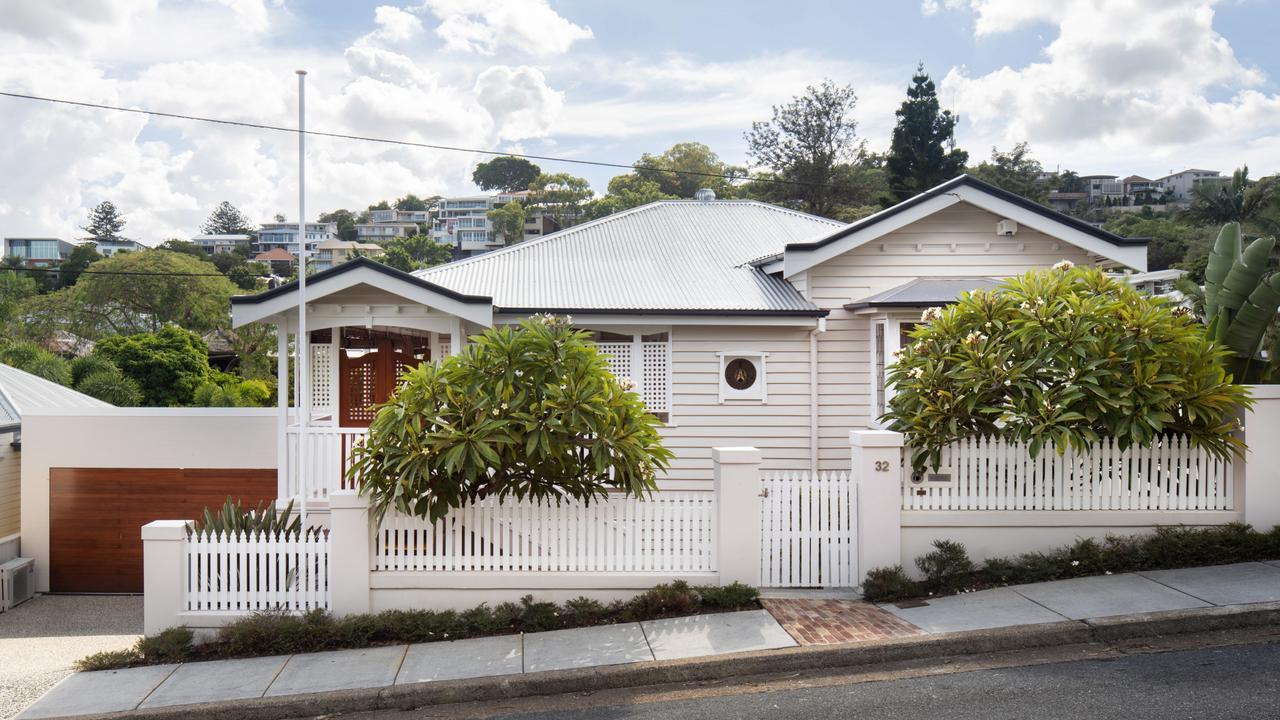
229 175 1148 498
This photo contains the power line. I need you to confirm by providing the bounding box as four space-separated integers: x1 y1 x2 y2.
0 90 816 189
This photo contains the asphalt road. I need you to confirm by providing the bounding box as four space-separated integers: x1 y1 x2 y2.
481 640 1280 720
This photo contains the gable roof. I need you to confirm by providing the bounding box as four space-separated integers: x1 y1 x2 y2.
0 362 111 432
417 201 842 315
777 175 1149 277
254 248 295 262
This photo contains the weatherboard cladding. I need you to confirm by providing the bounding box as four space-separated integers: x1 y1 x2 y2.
416 201 844 314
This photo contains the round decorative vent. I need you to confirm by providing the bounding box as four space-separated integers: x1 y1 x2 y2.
724 357 757 390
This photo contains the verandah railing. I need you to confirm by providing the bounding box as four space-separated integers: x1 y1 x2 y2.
374 492 716 573
284 426 368 501
184 528 330 613
902 435 1234 511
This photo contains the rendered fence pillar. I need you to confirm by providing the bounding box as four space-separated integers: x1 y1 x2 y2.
142 520 191 636
713 446 762 587
850 430 905 582
1242 386 1280 530
328 490 372 616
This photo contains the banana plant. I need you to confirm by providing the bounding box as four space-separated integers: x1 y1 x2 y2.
1201 222 1280 383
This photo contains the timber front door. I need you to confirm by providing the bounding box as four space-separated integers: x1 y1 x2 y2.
338 336 423 427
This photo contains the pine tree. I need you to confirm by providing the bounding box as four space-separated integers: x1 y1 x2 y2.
202 201 252 235
81 201 127 242
885 64 969 201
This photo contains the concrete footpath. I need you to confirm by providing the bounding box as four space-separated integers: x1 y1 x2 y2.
16 561 1280 720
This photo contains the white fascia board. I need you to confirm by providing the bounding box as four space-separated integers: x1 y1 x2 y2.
782 193 962 278
492 313 823 327
950 185 1148 271
232 265 493 328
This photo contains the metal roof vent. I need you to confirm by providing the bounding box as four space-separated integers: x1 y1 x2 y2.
694 187 716 202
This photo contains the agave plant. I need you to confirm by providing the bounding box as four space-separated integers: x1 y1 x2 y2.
1201 222 1280 383
190 497 302 538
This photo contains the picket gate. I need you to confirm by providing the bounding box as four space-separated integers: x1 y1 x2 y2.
760 471 858 588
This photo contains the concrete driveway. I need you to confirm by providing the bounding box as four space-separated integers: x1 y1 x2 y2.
0 595 142 719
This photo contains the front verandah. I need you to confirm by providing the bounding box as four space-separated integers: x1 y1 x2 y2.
229 258 494 506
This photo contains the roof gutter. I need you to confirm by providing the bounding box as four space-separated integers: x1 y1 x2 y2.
494 307 830 317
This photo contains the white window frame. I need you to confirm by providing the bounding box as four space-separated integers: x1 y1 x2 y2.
716 351 768 404
869 314 917 429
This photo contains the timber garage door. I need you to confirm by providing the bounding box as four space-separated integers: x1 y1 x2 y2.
49 468 276 593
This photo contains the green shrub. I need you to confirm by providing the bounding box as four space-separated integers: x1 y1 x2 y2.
692 583 759 609
218 610 341 657
915 540 975 591
137 627 194 663
75 368 143 406
516 596 562 632
75 648 143 672
623 581 700 620
562 596 612 625
861 566 921 603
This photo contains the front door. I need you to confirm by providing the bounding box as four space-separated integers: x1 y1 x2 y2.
338 338 420 427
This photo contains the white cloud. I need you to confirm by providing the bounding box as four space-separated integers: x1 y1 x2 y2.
369 5 423 43
474 66 564 140
210 0 273 34
933 0 1280 173
418 0 593 56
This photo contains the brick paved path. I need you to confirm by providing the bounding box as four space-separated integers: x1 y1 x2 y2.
760 599 924 645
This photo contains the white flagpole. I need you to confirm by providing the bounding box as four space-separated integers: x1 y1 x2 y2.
296 69 309 528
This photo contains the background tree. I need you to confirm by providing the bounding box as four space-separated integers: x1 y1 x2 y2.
202 201 253 235
394 194 434 212
967 143 1048 202
157 239 206 257
527 173 594 230
743 79 863 217
55 250 238 337
319 209 359 241
581 176 677 220
93 326 213 406
487 200 527 243
885 64 968 201
81 200 126 242
0 271 37 330
1055 170 1085 193
58 243 102 287
349 315 672 522
1103 214 1216 273
472 156 542 192
633 142 743 198
381 235 455 272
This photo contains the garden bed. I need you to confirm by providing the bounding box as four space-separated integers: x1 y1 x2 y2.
76 581 759 672
863 523 1280 604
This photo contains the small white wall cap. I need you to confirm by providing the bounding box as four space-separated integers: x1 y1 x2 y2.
328 489 370 509
141 519 193 540
712 446 763 464
849 430 905 448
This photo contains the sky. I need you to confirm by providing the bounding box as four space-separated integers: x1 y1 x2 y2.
1 0 1278 243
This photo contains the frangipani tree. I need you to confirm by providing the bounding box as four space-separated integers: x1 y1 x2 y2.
348 315 671 522
883 264 1249 473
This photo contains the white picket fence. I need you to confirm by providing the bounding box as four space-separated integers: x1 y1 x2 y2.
374 492 716 573
184 529 330 613
903 435 1235 511
760 471 859 588
284 426 368 501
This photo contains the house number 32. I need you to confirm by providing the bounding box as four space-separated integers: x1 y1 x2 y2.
873 460 891 472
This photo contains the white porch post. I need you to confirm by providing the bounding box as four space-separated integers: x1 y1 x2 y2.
851 430 904 580
276 322 289 499
450 317 466 354
712 446 762 586
1243 385 1280 529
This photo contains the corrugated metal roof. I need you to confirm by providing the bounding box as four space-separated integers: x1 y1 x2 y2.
416 201 843 313
845 277 1004 309
0 363 111 427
